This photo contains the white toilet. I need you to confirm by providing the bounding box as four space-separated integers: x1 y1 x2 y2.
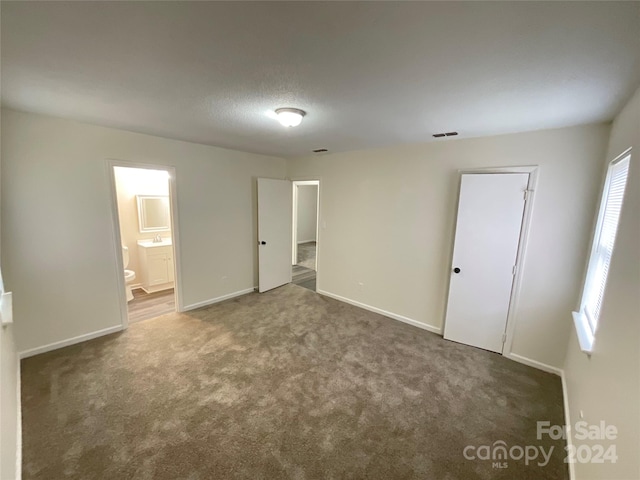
122 246 136 302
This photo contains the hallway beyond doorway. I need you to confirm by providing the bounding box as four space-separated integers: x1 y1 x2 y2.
292 265 315 291
296 241 316 270
293 241 316 291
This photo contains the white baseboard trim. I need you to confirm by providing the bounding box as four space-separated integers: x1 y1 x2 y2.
505 352 563 376
19 325 124 359
561 371 576 480
182 288 255 312
317 289 442 335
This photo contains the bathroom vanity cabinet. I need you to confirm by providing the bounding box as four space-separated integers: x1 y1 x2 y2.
137 241 175 293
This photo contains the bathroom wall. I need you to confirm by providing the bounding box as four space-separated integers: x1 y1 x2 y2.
1 108 286 354
114 166 171 286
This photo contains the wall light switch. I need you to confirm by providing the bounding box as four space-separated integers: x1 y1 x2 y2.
1 292 13 325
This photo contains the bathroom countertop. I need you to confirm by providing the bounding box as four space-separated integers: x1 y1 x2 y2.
137 238 172 247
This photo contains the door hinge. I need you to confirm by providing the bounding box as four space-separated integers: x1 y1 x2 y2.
502 333 507 344
512 265 517 275
524 189 533 201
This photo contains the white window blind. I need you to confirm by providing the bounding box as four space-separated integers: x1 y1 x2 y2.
575 153 630 350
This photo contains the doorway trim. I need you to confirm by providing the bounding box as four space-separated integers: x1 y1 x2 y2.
106 159 184 330
291 178 321 289
445 165 539 359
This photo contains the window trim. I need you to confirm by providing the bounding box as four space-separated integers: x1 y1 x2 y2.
573 148 631 354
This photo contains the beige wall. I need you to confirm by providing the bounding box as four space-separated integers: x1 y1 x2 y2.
563 87 640 479
296 185 318 244
114 166 171 283
1 109 286 353
287 124 610 369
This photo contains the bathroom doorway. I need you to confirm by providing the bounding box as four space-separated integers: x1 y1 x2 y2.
291 180 319 291
109 162 180 326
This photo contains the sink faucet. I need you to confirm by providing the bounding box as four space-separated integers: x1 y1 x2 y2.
153 234 162 243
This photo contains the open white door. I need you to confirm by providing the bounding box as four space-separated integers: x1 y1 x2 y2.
443 173 528 353
258 178 292 292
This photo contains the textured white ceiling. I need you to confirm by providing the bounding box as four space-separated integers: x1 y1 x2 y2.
2 2 639 157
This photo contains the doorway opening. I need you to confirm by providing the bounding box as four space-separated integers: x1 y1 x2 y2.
292 180 319 292
110 164 180 325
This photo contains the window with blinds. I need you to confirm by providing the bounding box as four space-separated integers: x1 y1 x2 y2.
573 151 631 352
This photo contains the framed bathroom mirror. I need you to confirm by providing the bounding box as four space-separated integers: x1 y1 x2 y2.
137 195 170 233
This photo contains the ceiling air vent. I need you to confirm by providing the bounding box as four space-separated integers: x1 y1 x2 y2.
433 132 458 138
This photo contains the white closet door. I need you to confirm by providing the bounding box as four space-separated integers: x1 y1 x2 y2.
443 173 528 353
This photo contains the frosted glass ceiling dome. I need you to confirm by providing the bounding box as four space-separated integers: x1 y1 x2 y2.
275 108 306 127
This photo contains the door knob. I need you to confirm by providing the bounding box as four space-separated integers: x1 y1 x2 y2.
453 267 461 274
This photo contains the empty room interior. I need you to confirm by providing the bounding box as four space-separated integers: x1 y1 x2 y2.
0 2 639 480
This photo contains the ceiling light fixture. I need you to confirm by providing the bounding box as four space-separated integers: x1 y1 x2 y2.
275 108 306 127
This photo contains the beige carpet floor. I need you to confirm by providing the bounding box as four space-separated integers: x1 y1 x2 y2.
21 284 567 479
